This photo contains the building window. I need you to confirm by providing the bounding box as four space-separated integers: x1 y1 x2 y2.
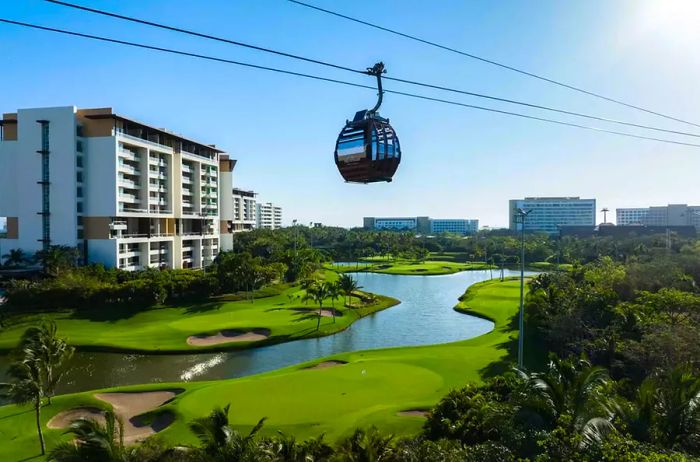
77 216 83 226
76 155 83 168
76 171 83 183
76 125 84 137
77 187 83 198
77 229 84 239
77 202 83 213
76 140 83 152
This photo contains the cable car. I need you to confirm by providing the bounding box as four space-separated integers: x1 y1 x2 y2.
335 62 401 183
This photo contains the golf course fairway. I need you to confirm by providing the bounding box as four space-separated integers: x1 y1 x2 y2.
0 278 525 461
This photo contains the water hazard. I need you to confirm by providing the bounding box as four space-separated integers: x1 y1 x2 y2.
0 269 524 395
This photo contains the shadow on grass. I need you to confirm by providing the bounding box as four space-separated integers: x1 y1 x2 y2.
478 311 548 378
0 408 32 421
68 300 226 321
16 455 44 462
68 304 155 322
182 301 225 315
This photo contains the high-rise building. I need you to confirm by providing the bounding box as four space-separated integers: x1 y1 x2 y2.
617 204 700 229
256 202 282 229
0 106 235 270
231 188 257 232
509 197 596 234
363 216 478 235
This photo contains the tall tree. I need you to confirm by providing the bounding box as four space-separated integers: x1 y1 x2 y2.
0 359 46 455
303 281 331 330
338 274 361 306
34 245 80 277
19 320 74 405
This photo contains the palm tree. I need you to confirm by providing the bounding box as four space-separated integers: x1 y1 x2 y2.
188 404 266 462
0 359 46 455
616 377 657 444
259 432 333 462
19 321 75 405
300 279 315 305
655 366 700 451
327 282 342 322
517 356 614 448
34 245 80 277
48 411 126 461
337 274 362 307
303 281 332 330
333 426 394 461
1 248 28 268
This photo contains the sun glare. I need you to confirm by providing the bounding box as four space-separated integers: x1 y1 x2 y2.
637 0 700 45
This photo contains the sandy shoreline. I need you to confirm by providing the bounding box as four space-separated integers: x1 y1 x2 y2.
187 328 270 346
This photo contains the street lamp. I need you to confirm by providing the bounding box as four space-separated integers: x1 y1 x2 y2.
292 219 298 257
515 208 532 369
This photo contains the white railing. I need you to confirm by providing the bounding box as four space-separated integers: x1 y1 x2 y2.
117 131 173 151
118 163 140 175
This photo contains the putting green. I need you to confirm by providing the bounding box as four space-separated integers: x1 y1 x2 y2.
0 278 526 461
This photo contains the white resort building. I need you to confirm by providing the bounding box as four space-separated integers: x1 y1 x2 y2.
0 106 237 270
256 202 283 230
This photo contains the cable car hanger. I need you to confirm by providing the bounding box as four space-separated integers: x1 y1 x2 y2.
366 62 385 116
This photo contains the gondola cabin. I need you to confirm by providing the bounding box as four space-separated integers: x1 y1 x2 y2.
334 61 402 184
334 110 401 183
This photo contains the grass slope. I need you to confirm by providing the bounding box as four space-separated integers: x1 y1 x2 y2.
0 278 527 461
0 279 398 354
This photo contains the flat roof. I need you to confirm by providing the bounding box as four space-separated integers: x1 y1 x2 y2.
81 108 226 153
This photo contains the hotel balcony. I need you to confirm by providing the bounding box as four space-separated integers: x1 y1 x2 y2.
119 178 141 189
118 163 140 175
118 192 140 203
119 149 139 162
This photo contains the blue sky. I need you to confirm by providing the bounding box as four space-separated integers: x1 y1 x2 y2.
2 0 700 228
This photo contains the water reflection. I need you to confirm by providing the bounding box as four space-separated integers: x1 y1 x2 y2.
0 270 524 395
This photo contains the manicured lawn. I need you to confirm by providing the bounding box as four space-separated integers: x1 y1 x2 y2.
529 261 574 271
0 278 528 461
0 276 399 353
328 259 493 275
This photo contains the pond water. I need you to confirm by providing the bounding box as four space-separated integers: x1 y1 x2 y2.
0 269 524 396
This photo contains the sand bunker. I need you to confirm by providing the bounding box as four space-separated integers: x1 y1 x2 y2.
187 328 270 346
398 409 430 418
294 308 342 318
47 407 105 429
306 360 348 370
94 390 182 443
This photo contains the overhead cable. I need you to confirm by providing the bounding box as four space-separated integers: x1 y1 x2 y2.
2 18 700 148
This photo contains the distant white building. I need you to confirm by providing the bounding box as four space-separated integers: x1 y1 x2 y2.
617 204 700 229
363 216 479 235
256 202 282 229
509 197 596 234
232 188 257 232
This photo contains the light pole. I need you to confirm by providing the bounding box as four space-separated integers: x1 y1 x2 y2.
292 219 298 257
515 208 532 369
